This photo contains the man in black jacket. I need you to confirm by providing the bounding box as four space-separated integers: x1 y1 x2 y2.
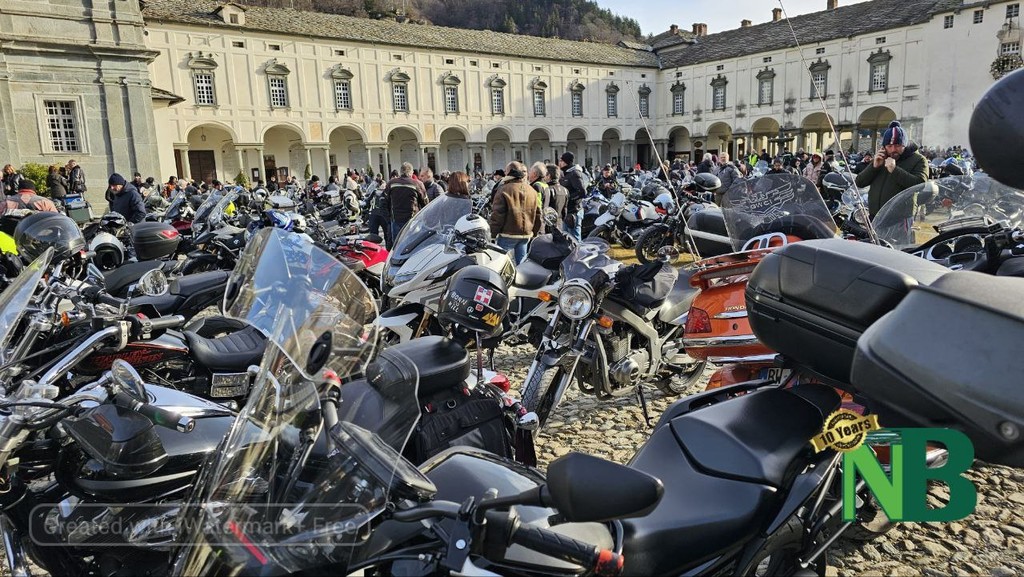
557 152 586 240
107 173 146 223
383 162 428 243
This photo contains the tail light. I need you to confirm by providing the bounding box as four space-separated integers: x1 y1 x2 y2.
489 373 511 393
684 307 712 334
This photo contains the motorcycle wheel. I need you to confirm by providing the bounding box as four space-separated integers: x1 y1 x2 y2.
586 225 608 241
743 516 805 576
635 226 672 264
520 360 567 429
656 360 707 395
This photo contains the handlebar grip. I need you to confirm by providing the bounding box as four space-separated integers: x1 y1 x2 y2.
510 524 623 577
147 315 186 331
97 292 124 307
113 392 195 433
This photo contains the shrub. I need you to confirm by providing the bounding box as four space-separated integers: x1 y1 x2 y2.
19 163 49 195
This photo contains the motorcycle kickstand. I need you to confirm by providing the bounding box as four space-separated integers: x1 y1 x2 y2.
635 384 652 428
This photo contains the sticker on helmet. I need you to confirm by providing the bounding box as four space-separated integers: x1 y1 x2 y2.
482 312 501 326
474 286 493 305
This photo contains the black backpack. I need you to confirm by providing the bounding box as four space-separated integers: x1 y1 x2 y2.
404 384 513 465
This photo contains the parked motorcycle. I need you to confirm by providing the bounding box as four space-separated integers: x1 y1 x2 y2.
634 174 731 264
587 190 662 248
520 238 706 431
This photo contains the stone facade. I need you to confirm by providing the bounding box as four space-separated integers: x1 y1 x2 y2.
0 0 163 204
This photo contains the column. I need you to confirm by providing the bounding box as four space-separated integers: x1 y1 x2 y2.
179 147 192 182
304 148 314 181
551 142 567 165
424 145 439 172
851 124 861 153
323 147 332 178
255 147 265 183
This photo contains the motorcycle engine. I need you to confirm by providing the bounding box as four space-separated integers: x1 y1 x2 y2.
605 332 650 386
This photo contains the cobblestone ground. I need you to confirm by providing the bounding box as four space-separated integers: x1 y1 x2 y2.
493 342 1024 577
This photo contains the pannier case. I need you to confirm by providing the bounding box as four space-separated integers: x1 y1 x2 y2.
851 272 1024 466
745 239 947 383
131 221 181 260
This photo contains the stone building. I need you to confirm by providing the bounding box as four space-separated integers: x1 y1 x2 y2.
0 0 166 203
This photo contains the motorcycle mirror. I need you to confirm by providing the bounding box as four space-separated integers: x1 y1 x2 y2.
110 359 147 400
137 269 169 297
543 453 663 523
970 67 1024 189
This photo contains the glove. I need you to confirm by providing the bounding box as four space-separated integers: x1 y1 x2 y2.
564 211 577 230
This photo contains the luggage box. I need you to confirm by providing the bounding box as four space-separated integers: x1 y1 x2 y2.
745 239 947 384
851 272 1024 466
66 198 93 225
131 221 181 260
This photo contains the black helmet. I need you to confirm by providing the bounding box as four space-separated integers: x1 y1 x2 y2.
437 265 509 338
14 212 86 264
822 172 853 193
693 173 722 193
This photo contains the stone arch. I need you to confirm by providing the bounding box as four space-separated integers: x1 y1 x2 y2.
528 128 552 164
706 121 733 158
800 112 836 153
486 127 512 171
440 126 470 173
668 126 691 162
262 124 306 184
328 125 368 176
858 106 898 151
751 117 782 156
601 128 622 168
184 123 238 184
386 126 421 173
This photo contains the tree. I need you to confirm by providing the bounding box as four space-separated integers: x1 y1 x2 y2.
19 163 49 195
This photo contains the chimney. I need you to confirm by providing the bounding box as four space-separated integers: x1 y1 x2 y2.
827 0 838 9
741 19 752 28
698 23 708 36
692 23 700 34
772 8 783 21
670 24 678 35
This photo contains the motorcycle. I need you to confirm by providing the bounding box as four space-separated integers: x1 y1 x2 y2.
587 189 662 249
520 237 706 432
180 190 246 274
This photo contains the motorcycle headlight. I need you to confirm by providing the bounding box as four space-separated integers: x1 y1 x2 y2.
393 271 417 286
608 203 623 217
558 281 595 320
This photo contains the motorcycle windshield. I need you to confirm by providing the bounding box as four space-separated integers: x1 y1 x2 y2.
873 175 1024 250
388 194 472 260
176 228 421 575
560 238 620 281
0 248 51 365
720 173 837 250
163 192 186 222
205 190 239 232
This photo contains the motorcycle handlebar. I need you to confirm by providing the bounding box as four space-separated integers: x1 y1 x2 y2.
509 523 623 577
112 392 195 433
146 315 186 332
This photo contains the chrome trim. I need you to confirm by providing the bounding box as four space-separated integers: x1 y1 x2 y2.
712 310 748 319
682 335 759 348
0 515 30 577
708 354 778 364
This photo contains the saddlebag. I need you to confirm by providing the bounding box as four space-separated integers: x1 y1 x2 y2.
851 272 1024 467
404 384 512 465
527 234 573 270
132 221 181 260
746 239 947 383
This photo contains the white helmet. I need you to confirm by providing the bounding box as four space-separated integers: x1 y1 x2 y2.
653 192 676 215
453 213 491 244
288 212 308 234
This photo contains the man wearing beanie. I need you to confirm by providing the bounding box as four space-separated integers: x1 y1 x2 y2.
107 172 146 223
4 180 58 213
557 151 587 240
854 121 928 217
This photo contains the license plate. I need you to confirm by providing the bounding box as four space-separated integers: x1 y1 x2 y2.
210 373 250 398
759 367 786 382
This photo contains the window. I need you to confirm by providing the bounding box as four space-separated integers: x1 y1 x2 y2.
1008 4 1019 19
638 85 651 118
876 37 886 44
470 60 478 66
391 83 407 112
676 71 682 77
763 56 772 63
43 100 80 153
269 44 281 51
193 72 216 105
335 49 346 56
393 54 402 61
269 77 288 107
716 64 725 71
710 74 727 111
534 66 543 71
334 80 351 110
444 85 459 114
758 78 773 105
232 41 245 48
1002 41 1021 55
573 68 581 74
229 13 238 24
670 81 685 115
445 58 454 64
489 78 506 115
974 10 984 24
571 83 584 117
867 49 892 93
808 58 830 99
533 89 545 116
187 53 218 106
816 47 826 55
606 82 619 117
944 15 954 28
492 63 500 69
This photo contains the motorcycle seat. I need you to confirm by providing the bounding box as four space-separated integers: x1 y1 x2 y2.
385 336 470 396
184 325 267 372
514 259 553 290
103 260 163 296
657 268 699 324
671 384 839 488
171 270 228 296
687 207 729 237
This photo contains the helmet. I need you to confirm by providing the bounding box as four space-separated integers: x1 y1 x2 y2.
693 173 722 193
822 172 853 194
939 158 966 177
14 212 86 264
100 212 128 230
437 265 509 338
653 192 676 215
289 213 308 234
263 210 294 231
641 182 665 200
90 234 126 270
453 213 491 244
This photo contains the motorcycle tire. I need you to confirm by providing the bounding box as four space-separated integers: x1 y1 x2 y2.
520 359 567 430
586 225 609 241
635 225 672 264
742 516 805 576
656 360 707 396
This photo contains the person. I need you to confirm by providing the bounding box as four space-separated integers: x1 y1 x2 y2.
67 160 86 197
528 161 551 234
343 169 360 198
557 152 586 240
420 166 444 202
364 183 390 246
164 176 179 199
46 164 69 208
2 165 23 195
446 171 472 199
759 149 772 163
107 173 146 223
183 178 199 196
596 164 618 198
716 153 739 205
382 162 428 243
488 161 542 265
696 153 715 175
325 175 341 192
4 181 58 213
854 121 929 218
131 172 146 195
267 175 279 193
546 164 568 230
802 153 825 191
767 159 787 175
